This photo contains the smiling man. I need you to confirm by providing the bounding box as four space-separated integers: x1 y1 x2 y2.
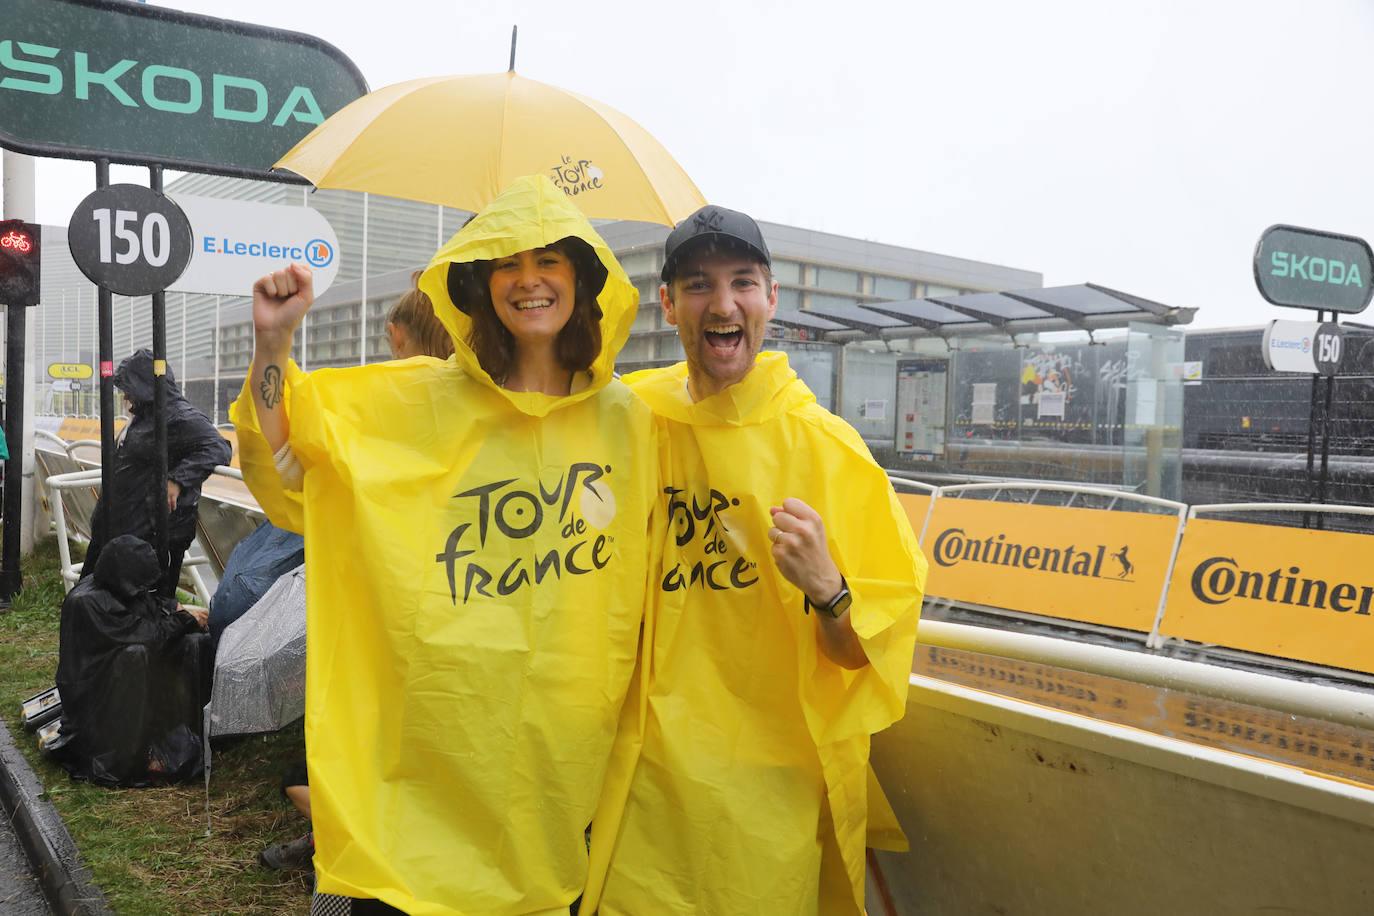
585 206 928 915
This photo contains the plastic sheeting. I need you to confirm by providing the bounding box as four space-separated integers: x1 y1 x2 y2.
207 565 306 738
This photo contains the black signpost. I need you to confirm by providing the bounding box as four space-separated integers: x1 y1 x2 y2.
1253 224 1374 527
68 181 193 560
0 0 366 595
0 220 41 600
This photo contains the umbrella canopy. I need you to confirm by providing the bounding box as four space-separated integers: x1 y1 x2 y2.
206 565 305 738
274 71 706 227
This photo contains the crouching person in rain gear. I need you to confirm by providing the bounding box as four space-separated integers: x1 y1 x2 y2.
584 206 928 915
82 350 233 598
232 174 659 915
53 534 211 786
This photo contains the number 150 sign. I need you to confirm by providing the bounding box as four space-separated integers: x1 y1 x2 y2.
68 185 192 296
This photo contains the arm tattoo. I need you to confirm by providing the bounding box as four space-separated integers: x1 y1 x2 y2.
260 364 284 409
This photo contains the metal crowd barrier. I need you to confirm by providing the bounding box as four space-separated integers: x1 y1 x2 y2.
869 657 1374 915
35 439 259 604
25 437 1374 912
876 480 1374 915
886 475 1374 683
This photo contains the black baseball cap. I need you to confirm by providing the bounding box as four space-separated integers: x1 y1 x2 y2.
661 205 772 283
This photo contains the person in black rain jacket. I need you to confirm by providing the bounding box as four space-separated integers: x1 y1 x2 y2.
54 534 211 786
82 350 232 597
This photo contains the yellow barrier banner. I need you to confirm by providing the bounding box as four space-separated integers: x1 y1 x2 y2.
55 417 125 442
1160 518 1374 674
52 417 238 467
896 492 932 537
923 498 1180 631
916 646 1374 787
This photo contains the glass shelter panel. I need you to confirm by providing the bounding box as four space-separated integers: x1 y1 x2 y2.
840 348 898 445
1123 323 1184 501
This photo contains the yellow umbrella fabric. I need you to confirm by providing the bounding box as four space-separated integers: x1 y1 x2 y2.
274 71 706 226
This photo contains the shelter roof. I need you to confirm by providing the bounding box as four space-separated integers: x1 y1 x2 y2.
783 283 1194 343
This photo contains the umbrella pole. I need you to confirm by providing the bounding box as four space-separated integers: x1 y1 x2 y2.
509 25 518 71
203 705 213 836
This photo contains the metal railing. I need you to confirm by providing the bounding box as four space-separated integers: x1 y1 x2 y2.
36 449 244 605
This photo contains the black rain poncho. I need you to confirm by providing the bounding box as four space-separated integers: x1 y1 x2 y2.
54 535 211 786
83 350 232 595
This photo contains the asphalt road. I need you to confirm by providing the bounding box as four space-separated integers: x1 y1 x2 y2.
0 811 49 915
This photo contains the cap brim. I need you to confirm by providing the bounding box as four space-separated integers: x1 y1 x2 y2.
661 233 770 283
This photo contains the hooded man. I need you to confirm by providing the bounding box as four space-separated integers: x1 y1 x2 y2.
54 534 211 786
82 350 232 597
231 175 660 915
585 206 927 914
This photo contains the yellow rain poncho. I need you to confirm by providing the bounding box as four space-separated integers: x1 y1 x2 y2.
586 352 927 915
230 174 659 914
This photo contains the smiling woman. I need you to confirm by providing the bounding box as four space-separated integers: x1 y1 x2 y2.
448 237 606 394
231 174 661 915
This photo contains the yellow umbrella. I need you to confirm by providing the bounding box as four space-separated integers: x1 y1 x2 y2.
273 71 706 227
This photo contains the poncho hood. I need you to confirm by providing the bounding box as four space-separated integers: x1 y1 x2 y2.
114 349 181 405
418 173 638 419
622 350 814 426
93 534 161 601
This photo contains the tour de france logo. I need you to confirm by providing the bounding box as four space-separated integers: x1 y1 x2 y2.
549 155 605 197
931 527 1136 582
662 487 759 592
435 462 617 604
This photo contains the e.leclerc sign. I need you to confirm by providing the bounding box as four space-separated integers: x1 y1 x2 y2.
1253 224 1374 315
0 0 367 179
168 195 341 297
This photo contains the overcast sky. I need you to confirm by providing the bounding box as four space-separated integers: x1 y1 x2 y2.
23 0 1374 329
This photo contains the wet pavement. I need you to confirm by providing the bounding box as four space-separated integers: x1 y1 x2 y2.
0 811 49 915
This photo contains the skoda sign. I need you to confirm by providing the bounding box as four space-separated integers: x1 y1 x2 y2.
1254 224 1374 315
0 0 367 179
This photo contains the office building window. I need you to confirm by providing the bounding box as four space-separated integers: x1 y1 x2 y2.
926 284 960 299
619 250 657 277
873 275 913 300
771 259 802 284
633 307 658 332
809 293 859 311
777 287 801 310
814 266 859 292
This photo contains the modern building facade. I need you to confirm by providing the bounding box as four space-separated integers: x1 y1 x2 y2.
27 173 1041 425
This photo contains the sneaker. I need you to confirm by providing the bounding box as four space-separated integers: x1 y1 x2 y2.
258 832 314 871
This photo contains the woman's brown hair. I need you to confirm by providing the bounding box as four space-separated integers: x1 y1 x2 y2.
448 237 605 381
387 276 454 359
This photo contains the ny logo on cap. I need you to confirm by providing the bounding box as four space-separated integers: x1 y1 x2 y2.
692 208 725 234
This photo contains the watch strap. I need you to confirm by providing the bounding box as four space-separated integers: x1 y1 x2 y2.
805 577 850 618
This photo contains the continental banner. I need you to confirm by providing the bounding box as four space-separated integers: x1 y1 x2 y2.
896 492 933 538
923 499 1180 631
1160 518 1374 675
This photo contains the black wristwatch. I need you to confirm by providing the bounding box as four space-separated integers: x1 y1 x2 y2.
805 578 852 619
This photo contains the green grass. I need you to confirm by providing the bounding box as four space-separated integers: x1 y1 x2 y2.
0 539 311 915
